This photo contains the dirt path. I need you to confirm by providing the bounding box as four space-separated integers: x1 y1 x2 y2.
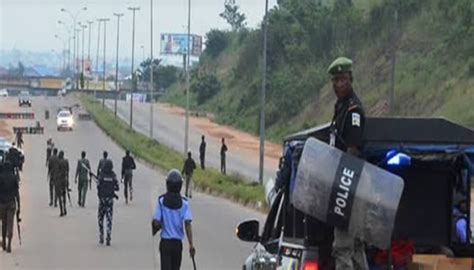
158 103 282 169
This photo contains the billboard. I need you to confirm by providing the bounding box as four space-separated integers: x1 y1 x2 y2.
160 33 202 56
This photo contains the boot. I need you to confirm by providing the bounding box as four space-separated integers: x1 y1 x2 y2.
6 238 11 253
2 238 6 251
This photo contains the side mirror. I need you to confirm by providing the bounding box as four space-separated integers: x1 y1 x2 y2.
236 219 260 242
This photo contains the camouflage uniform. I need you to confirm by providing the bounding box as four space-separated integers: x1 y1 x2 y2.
75 157 90 207
56 152 69 216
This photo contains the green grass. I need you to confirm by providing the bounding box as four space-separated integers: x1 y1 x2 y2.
80 95 266 207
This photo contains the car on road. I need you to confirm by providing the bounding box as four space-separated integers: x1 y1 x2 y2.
18 90 32 106
56 110 74 131
0 88 9 97
236 118 474 270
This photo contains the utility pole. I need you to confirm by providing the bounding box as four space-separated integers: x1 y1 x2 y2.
75 28 81 88
114 13 124 117
184 0 191 156
98 18 110 107
95 19 102 99
149 0 154 138
258 0 269 185
87 20 94 89
128 7 140 130
80 23 87 89
389 0 399 115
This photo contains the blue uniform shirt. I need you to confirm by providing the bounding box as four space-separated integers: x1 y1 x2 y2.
154 197 192 240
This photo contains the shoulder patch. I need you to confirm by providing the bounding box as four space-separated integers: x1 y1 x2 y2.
348 104 359 111
352 113 361 127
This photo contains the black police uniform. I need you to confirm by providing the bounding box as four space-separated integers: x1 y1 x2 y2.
330 90 365 153
121 155 136 203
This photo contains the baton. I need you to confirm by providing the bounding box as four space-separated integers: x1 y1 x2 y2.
192 255 197 270
80 162 98 183
67 188 73 207
16 213 22 245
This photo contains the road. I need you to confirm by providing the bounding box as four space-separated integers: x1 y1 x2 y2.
0 96 265 269
105 99 278 183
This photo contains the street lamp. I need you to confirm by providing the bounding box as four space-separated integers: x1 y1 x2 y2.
149 0 154 138
79 22 87 89
95 19 102 99
113 13 124 117
128 6 140 130
185 0 191 156
87 20 94 89
57 20 72 75
60 6 87 89
259 0 269 185
140 45 145 64
98 18 110 107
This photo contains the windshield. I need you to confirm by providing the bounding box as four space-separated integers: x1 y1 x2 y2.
58 112 71 117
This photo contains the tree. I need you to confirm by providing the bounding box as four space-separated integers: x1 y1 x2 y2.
190 74 221 104
18 62 24 77
220 1 247 31
204 30 229 58
80 72 85 89
138 58 179 90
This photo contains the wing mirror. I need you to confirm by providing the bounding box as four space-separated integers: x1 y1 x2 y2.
236 219 260 242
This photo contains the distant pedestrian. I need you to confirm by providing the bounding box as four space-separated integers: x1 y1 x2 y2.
121 150 136 204
152 169 195 270
97 151 109 176
182 151 196 198
199 135 206 170
220 138 228 175
75 151 91 207
97 159 119 246
15 130 23 149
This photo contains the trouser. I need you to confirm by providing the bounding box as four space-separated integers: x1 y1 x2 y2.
160 239 183 270
124 171 133 202
56 183 67 215
98 197 114 243
0 201 16 243
78 179 88 206
185 173 193 197
221 156 226 174
333 228 369 270
49 179 56 206
199 154 205 169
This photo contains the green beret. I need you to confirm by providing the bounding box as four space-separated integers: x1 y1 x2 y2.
327 57 353 75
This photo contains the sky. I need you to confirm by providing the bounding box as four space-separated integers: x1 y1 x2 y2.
0 0 278 58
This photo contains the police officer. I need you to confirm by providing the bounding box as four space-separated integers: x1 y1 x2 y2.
328 57 368 270
199 135 206 170
56 151 69 217
97 151 109 176
75 151 91 207
182 151 196 198
7 144 22 176
220 137 228 175
121 150 136 204
453 194 469 244
152 169 195 270
0 161 21 253
48 148 59 207
97 159 119 246
46 137 54 166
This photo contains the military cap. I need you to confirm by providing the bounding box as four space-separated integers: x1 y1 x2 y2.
327 57 353 75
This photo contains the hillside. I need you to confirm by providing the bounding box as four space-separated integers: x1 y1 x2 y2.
161 0 474 142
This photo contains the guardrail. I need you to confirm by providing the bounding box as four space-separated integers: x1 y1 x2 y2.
13 126 44 134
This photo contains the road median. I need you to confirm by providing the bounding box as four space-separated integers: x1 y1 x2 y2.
80 95 266 211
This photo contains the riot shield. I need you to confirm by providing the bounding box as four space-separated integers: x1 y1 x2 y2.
291 137 404 249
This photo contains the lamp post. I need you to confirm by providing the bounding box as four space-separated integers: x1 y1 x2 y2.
79 23 87 89
87 20 94 89
128 6 140 130
149 0 154 138
113 13 124 117
60 7 87 89
184 0 191 156
258 0 269 185
98 18 110 107
95 19 102 99
58 20 73 76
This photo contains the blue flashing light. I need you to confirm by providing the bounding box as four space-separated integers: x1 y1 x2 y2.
386 150 411 166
